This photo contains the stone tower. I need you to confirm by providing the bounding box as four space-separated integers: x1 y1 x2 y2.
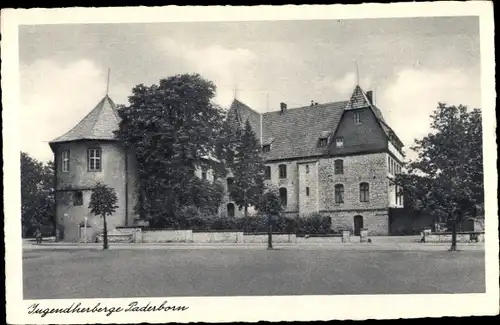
49 95 139 242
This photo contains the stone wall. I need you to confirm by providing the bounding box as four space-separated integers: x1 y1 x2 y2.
296 236 342 244
264 158 322 214
192 231 244 243
264 160 300 213
141 229 193 243
425 233 485 243
319 153 389 211
244 234 296 243
104 229 349 244
54 141 139 242
297 161 320 215
317 153 390 235
321 209 389 235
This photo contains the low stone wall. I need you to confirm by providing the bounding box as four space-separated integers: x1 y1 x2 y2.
244 234 296 243
141 229 193 243
96 233 133 243
109 227 354 244
296 235 342 244
192 231 243 243
425 232 485 243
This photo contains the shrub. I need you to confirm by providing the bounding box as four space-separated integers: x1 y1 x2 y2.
295 213 332 234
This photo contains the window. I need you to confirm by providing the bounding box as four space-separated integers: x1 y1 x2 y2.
61 150 70 172
279 188 288 207
88 148 102 172
262 145 270 153
227 177 234 190
360 182 369 202
201 169 207 180
334 159 344 175
354 112 361 124
73 191 83 206
396 186 403 206
306 187 310 196
306 165 309 174
335 137 344 148
334 184 344 204
227 203 235 218
227 151 235 164
264 166 271 180
318 138 328 147
279 164 287 179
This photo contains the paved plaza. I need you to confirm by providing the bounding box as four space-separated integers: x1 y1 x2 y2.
23 244 485 299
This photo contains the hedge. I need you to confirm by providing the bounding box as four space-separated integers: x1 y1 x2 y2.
156 210 335 235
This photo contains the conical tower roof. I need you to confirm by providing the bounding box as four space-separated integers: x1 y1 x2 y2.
49 95 121 146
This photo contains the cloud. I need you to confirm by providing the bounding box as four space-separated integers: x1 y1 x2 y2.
332 72 373 97
159 38 257 108
20 59 129 162
377 68 481 158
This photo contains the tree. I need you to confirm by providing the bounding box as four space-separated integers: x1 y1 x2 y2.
115 74 228 227
256 186 284 249
20 152 54 237
229 120 266 218
88 183 118 250
394 103 483 251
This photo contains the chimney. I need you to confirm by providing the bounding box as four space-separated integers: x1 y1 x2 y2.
280 102 287 114
366 91 373 104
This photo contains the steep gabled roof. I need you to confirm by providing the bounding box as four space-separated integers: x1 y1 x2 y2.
345 85 403 147
261 101 347 161
228 99 262 140
49 95 121 145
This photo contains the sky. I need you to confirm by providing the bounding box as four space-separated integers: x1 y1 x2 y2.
19 16 481 162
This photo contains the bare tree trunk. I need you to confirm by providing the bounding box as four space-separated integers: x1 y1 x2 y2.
103 214 109 250
244 204 248 218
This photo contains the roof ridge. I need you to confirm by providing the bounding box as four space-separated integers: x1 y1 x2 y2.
263 100 349 115
51 96 107 143
232 98 261 116
105 95 121 122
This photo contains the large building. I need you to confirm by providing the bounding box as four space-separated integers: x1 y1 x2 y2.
223 85 405 234
49 84 404 241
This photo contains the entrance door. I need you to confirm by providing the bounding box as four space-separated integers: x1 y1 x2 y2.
354 215 364 236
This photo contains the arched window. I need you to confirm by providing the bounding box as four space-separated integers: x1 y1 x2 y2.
227 203 235 218
279 164 287 179
334 159 343 175
279 187 288 207
334 184 344 204
360 182 369 202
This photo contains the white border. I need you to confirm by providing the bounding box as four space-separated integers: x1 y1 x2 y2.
2 2 498 324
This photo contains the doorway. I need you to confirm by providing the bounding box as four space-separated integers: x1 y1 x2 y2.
354 215 364 236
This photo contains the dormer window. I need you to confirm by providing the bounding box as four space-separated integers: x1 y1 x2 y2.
354 112 361 125
318 131 330 148
262 138 274 153
318 138 328 147
335 137 344 148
